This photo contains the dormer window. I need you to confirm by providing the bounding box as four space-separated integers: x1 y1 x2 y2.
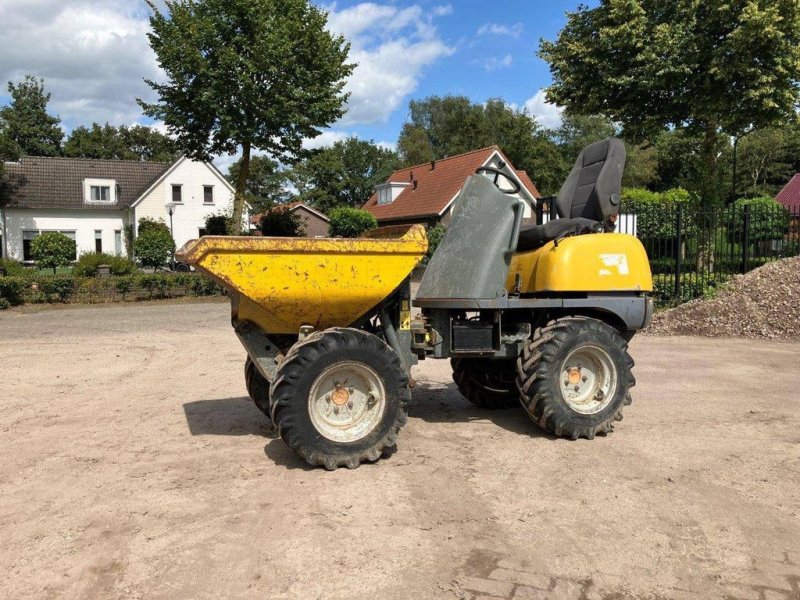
375 181 410 205
83 178 117 203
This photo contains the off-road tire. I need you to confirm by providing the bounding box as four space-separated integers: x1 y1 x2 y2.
269 328 410 470
516 316 635 439
451 358 518 409
243 336 297 418
244 357 271 417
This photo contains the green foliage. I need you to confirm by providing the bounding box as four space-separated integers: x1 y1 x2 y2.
30 232 76 273
539 0 800 206
39 276 75 303
114 276 135 299
137 217 171 236
63 122 177 161
652 273 729 307
291 137 400 212
735 127 796 197
0 75 63 160
204 214 229 236
327 207 377 238
724 197 790 242
190 275 223 296
426 224 446 259
73 253 137 277
260 207 305 237
140 0 354 236
133 228 175 269
228 155 291 214
0 276 26 306
138 273 171 298
0 257 26 276
621 188 695 239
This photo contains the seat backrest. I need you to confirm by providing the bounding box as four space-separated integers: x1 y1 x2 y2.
416 175 524 300
556 138 626 221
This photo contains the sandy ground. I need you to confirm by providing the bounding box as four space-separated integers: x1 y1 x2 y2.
1 301 799 600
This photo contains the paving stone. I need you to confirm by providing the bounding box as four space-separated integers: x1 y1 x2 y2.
512 585 549 600
460 577 514 598
489 569 551 590
550 578 583 600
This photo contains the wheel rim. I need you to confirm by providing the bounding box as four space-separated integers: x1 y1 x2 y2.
559 344 618 414
308 361 387 443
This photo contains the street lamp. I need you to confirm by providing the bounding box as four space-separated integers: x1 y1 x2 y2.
732 127 756 201
165 200 176 265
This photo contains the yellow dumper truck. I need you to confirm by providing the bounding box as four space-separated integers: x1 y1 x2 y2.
177 138 653 470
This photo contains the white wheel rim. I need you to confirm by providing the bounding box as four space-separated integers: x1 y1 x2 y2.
559 344 618 414
308 361 387 443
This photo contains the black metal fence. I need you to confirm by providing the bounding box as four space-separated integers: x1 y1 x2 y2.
613 202 800 306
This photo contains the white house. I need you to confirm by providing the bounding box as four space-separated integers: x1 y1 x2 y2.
0 155 235 262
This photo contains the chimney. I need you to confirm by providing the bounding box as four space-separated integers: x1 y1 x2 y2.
430 160 436 170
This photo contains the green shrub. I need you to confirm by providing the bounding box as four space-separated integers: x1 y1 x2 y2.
204 214 229 235
190 275 222 296
425 224 446 259
39 276 76 303
328 207 378 238
0 298 9 310
73 253 137 276
138 217 171 236
0 258 26 276
31 232 76 274
652 273 729 307
114 276 135 299
621 187 695 239
260 207 305 237
134 229 175 269
0 276 25 306
723 197 790 242
138 273 171 298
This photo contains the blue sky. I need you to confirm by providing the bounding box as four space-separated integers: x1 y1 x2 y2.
0 0 595 169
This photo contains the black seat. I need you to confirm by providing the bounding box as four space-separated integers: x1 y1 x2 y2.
517 138 626 251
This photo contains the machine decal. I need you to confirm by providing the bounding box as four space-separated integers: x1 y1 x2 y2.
598 253 630 276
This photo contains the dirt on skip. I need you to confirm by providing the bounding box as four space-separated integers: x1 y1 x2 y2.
1 301 799 599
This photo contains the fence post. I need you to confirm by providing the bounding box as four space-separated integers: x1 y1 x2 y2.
741 204 751 274
674 203 683 300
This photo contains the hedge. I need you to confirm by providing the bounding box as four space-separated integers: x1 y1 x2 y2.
0 272 224 308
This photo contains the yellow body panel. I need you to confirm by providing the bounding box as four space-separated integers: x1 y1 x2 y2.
176 225 428 334
506 233 653 293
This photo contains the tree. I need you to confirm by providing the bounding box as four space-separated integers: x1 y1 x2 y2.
0 75 63 160
327 207 377 238
540 0 800 208
228 155 291 214
30 232 75 273
260 207 305 237
137 217 171 236
140 0 354 234
291 138 400 213
735 128 794 197
396 95 564 194
63 123 178 162
134 228 175 269
204 213 229 235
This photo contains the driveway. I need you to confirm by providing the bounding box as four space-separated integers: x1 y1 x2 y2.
0 301 798 599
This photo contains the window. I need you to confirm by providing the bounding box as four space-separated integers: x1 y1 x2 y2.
172 184 183 203
377 187 391 205
95 230 103 254
203 185 214 204
114 230 122 256
84 178 116 203
23 230 76 261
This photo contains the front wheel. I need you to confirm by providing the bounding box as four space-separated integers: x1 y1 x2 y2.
516 317 635 439
269 328 410 470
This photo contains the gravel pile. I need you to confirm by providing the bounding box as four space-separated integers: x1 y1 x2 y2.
646 256 800 339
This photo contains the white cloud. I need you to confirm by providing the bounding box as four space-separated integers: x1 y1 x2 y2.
326 3 454 126
523 89 564 129
0 0 161 129
302 130 353 151
477 22 524 37
432 5 453 17
478 54 513 72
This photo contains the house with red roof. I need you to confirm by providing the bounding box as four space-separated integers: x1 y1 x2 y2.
776 174 800 212
362 146 540 227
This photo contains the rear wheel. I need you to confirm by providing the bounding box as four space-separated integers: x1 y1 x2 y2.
244 357 271 417
451 358 518 409
516 317 635 439
270 328 410 470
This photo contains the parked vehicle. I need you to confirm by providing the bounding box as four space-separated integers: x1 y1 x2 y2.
177 138 653 470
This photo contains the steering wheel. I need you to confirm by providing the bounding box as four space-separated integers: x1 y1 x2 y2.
474 166 521 195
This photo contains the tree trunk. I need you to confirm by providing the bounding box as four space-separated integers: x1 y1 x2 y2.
230 141 251 235
697 121 719 273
